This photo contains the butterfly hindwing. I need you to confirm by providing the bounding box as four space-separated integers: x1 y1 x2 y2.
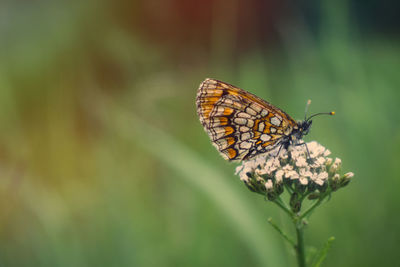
196 78 298 161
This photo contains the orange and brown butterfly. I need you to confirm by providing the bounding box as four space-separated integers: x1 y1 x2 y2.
196 78 334 161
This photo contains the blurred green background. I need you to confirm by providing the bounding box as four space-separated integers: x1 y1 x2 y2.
1 0 399 266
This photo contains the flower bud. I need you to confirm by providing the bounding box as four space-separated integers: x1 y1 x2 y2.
267 191 277 201
295 182 307 193
275 182 284 195
265 180 274 190
243 180 256 192
329 158 342 174
317 182 328 193
330 174 340 191
290 193 301 212
343 172 354 180
339 172 354 188
308 193 320 200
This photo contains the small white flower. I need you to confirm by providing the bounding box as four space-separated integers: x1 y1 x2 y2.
299 168 312 178
279 151 288 160
317 171 329 181
237 165 254 182
282 164 293 172
330 158 342 173
299 176 309 185
282 164 295 179
315 156 326 166
255 174 265 182
288 171 300 180
239 171 250 182
343 172 354 179
314 178 325 186
333 158 342 166
333 173 340 181
307 141 317 151
265 180 274 190
255 168 267 176
254 155 267 167
295 156 308 167
235 165 244 175
309 172 318 181
275 170 284 183
308 141 324 157
264 158 280 173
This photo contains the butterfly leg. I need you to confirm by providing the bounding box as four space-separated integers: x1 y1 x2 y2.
275 143 284 157
294 142 313 161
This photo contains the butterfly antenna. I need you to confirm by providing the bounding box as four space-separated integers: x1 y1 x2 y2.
306 111 335 121
304 99 312 120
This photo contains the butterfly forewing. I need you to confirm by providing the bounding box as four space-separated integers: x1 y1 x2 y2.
196 78 298 161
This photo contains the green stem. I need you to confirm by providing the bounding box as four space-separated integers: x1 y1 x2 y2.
269 189 330 267
299 191 311 202
273 197 293 217
311 236 335 267
284 183 294 194
273 194 307 267
268 218 296 247
295 223 306 267
299 196 326 220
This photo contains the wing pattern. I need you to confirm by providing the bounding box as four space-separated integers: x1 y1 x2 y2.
196 78 298 161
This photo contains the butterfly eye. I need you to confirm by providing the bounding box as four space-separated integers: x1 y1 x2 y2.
302 121 312 132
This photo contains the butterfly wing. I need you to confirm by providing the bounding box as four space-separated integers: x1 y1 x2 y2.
196 78 298 161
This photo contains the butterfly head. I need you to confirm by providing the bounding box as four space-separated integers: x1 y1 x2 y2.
290 120 312 144
292 100 334 139
298 99 335 137
299 120 312 136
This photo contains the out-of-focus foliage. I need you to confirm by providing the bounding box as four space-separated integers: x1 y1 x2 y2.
0 0 399 266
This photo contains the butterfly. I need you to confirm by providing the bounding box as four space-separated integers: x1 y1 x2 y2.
196 78 334 161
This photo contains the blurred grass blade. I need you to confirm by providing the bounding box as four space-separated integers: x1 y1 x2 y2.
311 236 335 267
108 107 284 267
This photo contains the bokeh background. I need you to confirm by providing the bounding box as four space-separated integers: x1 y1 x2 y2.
1 0 400 266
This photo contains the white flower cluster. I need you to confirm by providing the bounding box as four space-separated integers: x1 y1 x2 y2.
235 141 353 199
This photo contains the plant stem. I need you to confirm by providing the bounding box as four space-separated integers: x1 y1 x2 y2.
311 237 335 267
295 223 306 267
273 196 307 267
299 195 326 220
273 197 293 217
270 192 330 267
268 218 296 247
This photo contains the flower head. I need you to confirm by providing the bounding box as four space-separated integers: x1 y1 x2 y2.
235 141 353 210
